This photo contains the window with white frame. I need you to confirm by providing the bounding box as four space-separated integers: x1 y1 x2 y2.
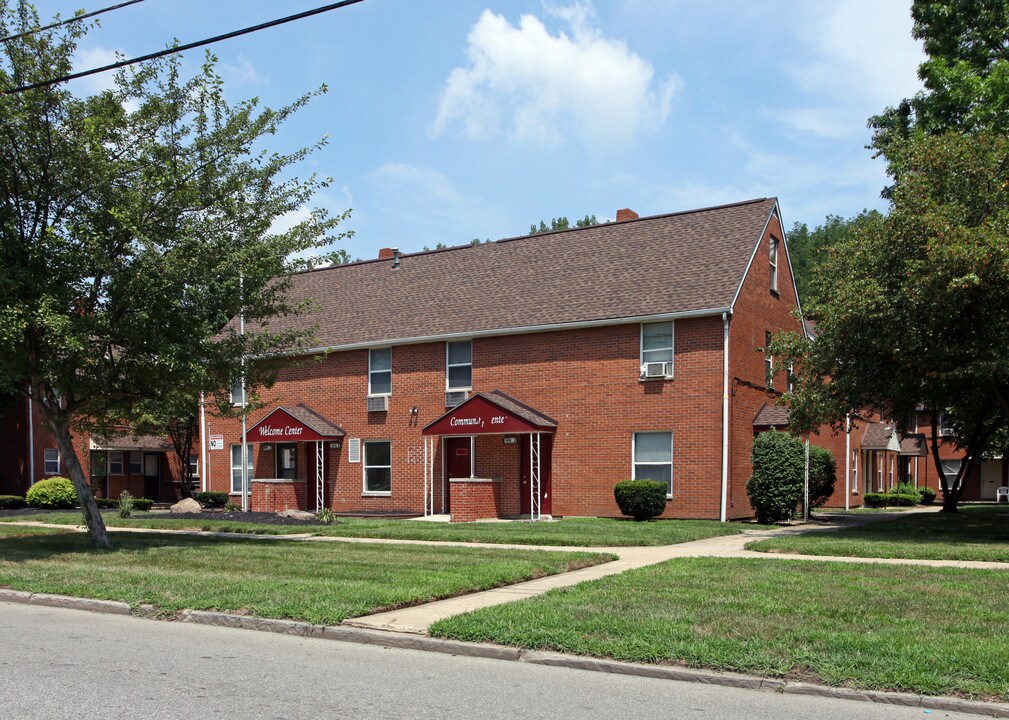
769 236 779 292
446 340 472 390
107 450 124 475
633 432 673 496
43 448 60 475
369 348 392 396
640 322 673 378
363 441 392 494
230 444 254 493
230 378 245 407
129 452 142 475
764 332 774 387
851 450 859 494
940 459 962 488
188 453 199 478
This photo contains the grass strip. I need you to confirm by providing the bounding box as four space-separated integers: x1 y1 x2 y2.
0 524 610 625
2 513 750 546
431 557 1009 700
749 506 1009 562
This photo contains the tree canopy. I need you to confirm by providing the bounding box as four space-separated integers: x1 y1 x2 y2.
529 215 599 235
787 211 882 305
0 2 346 546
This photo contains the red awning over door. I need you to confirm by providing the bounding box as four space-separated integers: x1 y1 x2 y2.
246 404 346 443
422 391 557 436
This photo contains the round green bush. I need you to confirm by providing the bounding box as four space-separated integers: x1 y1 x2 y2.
920 486 936 505
746 430 805 523
26 477 77 509
613 480 668 521
195 491 228 508
808 445 837 508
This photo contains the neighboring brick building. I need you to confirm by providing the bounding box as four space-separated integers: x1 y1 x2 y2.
202 197 864 521
0 391 194 503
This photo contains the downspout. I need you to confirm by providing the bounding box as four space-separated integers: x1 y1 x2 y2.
844 414 851 511
27 391 36 487
720 312 730 523
199 392 207 493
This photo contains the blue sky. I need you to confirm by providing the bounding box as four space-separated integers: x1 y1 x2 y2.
43 0 925 261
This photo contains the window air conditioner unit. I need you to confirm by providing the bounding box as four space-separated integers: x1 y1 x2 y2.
642 362 670 379
939 426 955 437
367 395 389 412
445 391 468 408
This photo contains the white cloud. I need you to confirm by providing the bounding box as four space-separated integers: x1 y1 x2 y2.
432 2 681 146
222 55 267 86
71 47 123 95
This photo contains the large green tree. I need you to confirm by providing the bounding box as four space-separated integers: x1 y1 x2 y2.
778 131 1009 512
0 3 345 547
788 211 882 305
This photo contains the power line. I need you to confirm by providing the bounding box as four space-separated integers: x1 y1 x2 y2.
3 0 367 94
0 0 147 44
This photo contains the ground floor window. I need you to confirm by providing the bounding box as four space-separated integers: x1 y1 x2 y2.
940 459 962 488
44 448 60 475
231 444 254 493
107 450 124 475
851 450 858 494
276 443 297 480
633 432 673 496
363 440 391 494
129 452 142 474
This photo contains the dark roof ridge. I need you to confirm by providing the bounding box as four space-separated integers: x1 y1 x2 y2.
289 197 774 279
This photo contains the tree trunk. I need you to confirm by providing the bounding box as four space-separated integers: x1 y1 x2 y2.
48 418 112 549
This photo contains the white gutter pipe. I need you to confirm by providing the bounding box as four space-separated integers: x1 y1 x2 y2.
844 414 851 511
720 312 730 522
199 392 207 493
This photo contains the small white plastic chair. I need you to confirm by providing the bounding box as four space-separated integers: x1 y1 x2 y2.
997 487 1009 504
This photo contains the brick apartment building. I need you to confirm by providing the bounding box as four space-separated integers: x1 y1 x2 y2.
192 197 866 521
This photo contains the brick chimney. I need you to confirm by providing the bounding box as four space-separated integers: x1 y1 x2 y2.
378 247 396 260
616 208 639 222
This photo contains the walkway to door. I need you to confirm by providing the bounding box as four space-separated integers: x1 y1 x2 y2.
421 390 557 522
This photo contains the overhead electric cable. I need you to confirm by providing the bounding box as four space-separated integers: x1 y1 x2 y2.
0 0 147 44
3 0 366 94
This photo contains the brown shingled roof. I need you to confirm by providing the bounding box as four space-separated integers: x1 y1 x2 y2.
862 423 897 451
251 198 779 349
899 433 928 457
753 403 791 427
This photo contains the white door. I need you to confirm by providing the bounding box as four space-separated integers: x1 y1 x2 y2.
980 461 1001 500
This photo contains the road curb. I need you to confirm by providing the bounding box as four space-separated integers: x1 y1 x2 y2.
5 594 1009 717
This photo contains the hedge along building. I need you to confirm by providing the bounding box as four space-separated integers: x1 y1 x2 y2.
204 197 863 520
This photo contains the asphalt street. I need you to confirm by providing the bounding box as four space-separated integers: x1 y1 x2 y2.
0 602 979 720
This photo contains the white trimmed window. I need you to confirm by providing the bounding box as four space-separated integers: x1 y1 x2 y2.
43 448 60 475
446 340 473 390
363 440 392 494
230 444 254 493
764 332 774 387
940 459 962 487
769 236 778 292
188 453 199 478
640 322 673 378
633 432 673 496
129 452 142 475
230 378 245 407
107 450 124 475
369 348 392 396
851 450 859 494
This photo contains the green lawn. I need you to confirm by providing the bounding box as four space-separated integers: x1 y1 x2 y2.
749 505 1009 562
432 557 1009 700
3 512 749 546
0 525 610 625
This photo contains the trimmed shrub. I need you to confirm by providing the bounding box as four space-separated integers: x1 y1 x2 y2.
863 493 889 508
746 430 805 523
195 491 228 508
808 445 837 508
613 480 668 521
132 498 153 512
895 482 922 503
0 495 27 509
26 477 77 509
920 487 936 505
889 492 920 507
95 497 119 509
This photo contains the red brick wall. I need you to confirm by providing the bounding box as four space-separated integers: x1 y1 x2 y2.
251 480 308 513
449 480 503 522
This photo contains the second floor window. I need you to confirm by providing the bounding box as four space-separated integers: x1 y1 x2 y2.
640 322 673 378
446 340 472 390
764 332 774 387
369 348 392 396
230 378 245 407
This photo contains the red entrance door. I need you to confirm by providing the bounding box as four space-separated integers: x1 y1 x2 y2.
444 437 472 513
520 434 553 516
